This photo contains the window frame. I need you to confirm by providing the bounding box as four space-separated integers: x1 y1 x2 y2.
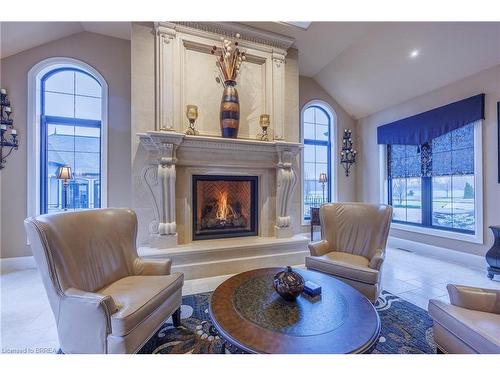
27 57 108 220
379 120 483 244
300 100 338 224
40 67 103 214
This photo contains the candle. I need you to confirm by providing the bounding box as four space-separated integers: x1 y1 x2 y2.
0 89 6 95
11 129 17 135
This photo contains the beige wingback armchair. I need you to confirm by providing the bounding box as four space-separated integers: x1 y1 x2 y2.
24 208 184 354
428 284 500 353
305 203 393 302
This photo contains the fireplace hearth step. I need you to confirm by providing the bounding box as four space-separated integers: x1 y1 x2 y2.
138 234 310 280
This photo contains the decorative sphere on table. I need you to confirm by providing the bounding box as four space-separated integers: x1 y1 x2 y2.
273 266 305 301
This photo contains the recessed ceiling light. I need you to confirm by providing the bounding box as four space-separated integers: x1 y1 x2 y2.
409 49 420 58
278 22 312 30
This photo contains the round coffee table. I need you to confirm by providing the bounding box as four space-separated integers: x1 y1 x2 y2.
209 267 380 354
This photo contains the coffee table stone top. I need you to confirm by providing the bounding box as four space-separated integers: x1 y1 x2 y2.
209 267 380 354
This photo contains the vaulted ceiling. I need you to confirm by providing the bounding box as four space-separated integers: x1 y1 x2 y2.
0 22 130 59
244 22 500 119
2 21 499 120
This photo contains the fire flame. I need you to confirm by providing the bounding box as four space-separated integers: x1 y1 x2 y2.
216 191 230 220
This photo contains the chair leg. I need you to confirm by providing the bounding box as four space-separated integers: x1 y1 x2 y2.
172 307 181 327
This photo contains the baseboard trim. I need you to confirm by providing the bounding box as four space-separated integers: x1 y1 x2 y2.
388 237 486 271
0 256 36 273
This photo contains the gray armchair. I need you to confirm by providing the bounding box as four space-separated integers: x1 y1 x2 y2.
305 203 393 302
24 208 184 354
428 284 500 353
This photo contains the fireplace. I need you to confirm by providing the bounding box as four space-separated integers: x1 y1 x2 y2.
192 175 258 240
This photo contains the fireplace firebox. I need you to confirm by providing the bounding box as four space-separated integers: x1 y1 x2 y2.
192 175 258 240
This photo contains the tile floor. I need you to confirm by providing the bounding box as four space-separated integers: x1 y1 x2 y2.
1 247 498 353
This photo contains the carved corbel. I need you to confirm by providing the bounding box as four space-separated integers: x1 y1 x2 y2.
141 132 185 248
275 145 298 238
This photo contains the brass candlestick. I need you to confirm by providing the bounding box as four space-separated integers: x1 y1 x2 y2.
185 105 199 135
257 114 270 141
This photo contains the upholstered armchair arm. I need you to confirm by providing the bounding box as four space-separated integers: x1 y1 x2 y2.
447 284 500 314
58 288 117 353
133 258 172 276
369 249 385 270
308 240 331 257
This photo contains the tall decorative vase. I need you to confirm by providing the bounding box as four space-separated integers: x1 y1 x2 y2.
220 80 240 138
486 225 500 280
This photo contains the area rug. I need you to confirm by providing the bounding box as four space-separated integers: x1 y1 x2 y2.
138 290 436 354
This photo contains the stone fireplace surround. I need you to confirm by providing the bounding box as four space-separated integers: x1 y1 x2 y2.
135 131 310 279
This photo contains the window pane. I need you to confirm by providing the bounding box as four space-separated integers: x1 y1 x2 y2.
304 162 316 180
452 175 475 231
451 124 474 150
75 96 101 120
93 180 101 208
48 150 74 171
303 107 314 123
406 178 422 223
303 144 315 162
315 145 328 163
42 68 103 215
75 127 100 153
45 71 75 94
451 148 474 175
44 92 74 117
68 179 90 209
316 163 328 177
315 124 329 141
315 108 329 125
432 132 451 153
432 176 453 228
302 104 333 220
74 151 100 177
303 123 315 140
406 155 421 177
391 178 407 221
47 124 75 152
432 151 452 176
75 72 101 97
47 177 61 213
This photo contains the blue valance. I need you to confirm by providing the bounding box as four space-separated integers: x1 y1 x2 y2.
377 93 485 145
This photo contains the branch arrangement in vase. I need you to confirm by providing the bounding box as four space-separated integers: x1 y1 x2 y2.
211 34 247 139
211 34 246 87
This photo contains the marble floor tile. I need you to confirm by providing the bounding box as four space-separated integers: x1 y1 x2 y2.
1 246 499 352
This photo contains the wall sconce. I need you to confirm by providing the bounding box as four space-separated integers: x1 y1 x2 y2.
57 165 73 211
0 88 19 170
257 114 270 141
340 129 356 177
185 105 199 135
319 172 328 203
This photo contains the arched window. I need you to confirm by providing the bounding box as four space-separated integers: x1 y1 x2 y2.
27 58 108 216
301 102 335 221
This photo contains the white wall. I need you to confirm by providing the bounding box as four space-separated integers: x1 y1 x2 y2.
356 64 500 256
0 32 131 258
299 76 358 202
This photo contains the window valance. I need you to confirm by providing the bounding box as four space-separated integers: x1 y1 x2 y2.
377 93 484 145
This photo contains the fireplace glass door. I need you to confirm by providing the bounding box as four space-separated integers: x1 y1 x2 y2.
192 175 258 240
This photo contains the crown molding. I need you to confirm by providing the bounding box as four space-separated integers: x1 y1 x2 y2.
156 22 295 52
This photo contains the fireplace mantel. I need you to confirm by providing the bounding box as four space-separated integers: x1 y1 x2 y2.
137 131 302 155
137 131 302 248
